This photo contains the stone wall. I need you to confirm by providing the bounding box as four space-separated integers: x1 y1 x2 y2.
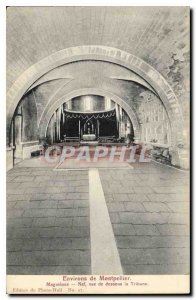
138 92 171 146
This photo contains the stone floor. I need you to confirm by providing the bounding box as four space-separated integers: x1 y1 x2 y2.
7 167 90 275
7 159 190 275
99 162 190 274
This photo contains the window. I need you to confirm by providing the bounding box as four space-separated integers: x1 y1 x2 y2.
85 96 91 111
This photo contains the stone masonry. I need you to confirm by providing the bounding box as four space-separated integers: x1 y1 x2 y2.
99 162 190 274
7 160 190 275
7 167 90 275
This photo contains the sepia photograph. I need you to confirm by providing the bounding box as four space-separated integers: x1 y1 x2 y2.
6 5 190 294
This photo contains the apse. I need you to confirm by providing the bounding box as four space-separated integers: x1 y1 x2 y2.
46 95 133 144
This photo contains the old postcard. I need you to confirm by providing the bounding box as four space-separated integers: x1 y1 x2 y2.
6 6 190 294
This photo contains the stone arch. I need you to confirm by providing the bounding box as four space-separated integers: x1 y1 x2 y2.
6 45 183 148
39 88 141 142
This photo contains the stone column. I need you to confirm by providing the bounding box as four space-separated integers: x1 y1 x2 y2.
58 107 61 141
10 120 14 147
79 119 81 138
15 115 22 144
7 147 14 171
97 120 99 138
14 115 23 160
50 115 54 144
55 110 58 142
119 106 126 138
56 109 59 142
117 105 121 139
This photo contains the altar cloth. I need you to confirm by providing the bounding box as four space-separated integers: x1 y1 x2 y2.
82 134 96 141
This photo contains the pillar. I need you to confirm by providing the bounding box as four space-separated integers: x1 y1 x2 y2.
14 115 23 160
79 119 81 138
97 120 99 138
15 115 22 144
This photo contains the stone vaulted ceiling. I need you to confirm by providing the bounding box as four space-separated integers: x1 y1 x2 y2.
7 7 189 103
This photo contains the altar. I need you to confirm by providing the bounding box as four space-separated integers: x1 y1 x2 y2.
63 108 119 144
82 134 96 141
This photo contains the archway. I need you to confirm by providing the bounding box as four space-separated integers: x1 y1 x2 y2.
7 45 183 149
